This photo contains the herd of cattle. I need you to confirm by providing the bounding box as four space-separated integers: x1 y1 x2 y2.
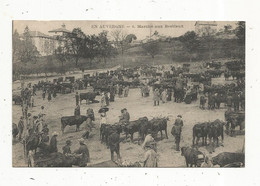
13 59 245 167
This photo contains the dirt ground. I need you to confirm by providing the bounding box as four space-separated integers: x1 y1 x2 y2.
12 75 244 167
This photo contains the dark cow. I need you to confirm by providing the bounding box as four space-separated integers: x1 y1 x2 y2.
123 117 149 142
79 92 97 104
149 117 169 140
100 124 122 146
61 115 87 134
12 123 19 140
13 95 22 105
212 152 245 167
192 122 209 146
208 119 224 147
225 111 245 135
181 147 205 167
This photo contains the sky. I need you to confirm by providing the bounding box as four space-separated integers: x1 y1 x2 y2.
13 21 238 40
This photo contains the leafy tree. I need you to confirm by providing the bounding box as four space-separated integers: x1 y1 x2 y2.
235 21 245 45
98 31 116 65
17 26 39 63
12 29 21 62
179 31 199 62
199 26 216 61
142 40 160 65
65 28 86 66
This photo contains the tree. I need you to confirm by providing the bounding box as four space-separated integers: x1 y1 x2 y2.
55 45 67 74
98 31 116 66
111 30 137 55
84 34 100 67
235 21 245 45
65 28 86 66
179 31 199 62
142 40 160 65
17 26 39 63
12 29 21 62
199 26 216 61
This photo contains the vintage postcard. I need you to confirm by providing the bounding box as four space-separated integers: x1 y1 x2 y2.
12 20 245 167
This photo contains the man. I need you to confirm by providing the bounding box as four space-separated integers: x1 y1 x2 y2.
49 132 58 153
171 124 182 151
174 115 183 127
18 116 24 141
74 138 90 167
82 117 93 139
27 113 33 133
161 89 167 103
75 92 79 106
153 88 160 106
200 95 207 109
143 142 158 167
108 129 121 161
62 140 72 156
74 104 81 120
226 94 233 111
119 108 130 125
30 95 34 108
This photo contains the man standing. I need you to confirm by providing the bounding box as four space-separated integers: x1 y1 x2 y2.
18 116 24 141
153 88 160 106
226 94 233 111
75 92 80 106
108 129 121 161
74 104 81 120
174 115 183 127
74 138 90 167
49 132 58 153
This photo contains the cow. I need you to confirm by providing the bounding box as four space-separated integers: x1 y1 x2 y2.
192 122 209 146
100 124 122 146
13 95 22 105
212 152 245 167
61 115 87 134
123 117 149 142
207 119 224 147
12 123 19 140
80 92 97 104
181 146 205 167
149 117 169 140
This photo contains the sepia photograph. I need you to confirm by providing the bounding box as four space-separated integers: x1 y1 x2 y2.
12 20 245 168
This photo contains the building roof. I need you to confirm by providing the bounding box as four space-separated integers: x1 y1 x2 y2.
195 21 217 26
29 31 51 38
49 24 71 33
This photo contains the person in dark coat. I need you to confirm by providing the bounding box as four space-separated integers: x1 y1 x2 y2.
75 92 79 106
171 124 182 151
74 105 81 120
49 132 58 153
74 138 90 167
62 140 72 156
42 90 46 100
174 115 183 127
118 85 123 98
48 91 52 102
108 130 121 161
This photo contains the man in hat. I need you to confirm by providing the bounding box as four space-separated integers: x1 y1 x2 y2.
143 141 158 167
62 140 72 156
49 132 58 153
119 108 130 125
74 138 90 167
174 115 183 127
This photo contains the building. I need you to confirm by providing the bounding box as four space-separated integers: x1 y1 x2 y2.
29 24 71 56
195 21 218 36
